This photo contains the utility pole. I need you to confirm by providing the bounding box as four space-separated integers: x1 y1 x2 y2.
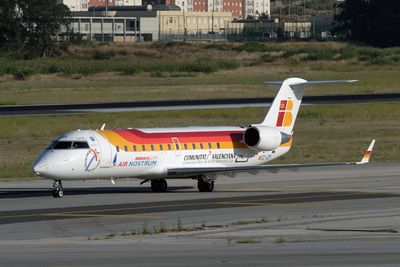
211 0 215 34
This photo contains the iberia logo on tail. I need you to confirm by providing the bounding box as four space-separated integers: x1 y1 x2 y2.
276 100 293 127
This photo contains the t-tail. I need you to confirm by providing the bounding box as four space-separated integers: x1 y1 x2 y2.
243 78 358 154
261 78 358 134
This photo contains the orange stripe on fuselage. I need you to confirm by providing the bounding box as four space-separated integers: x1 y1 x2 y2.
97 129 247 151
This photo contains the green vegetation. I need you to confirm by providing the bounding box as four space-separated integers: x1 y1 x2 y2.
1 42 400 105
0 103 398 179
274 237 286 244
333 0 400 47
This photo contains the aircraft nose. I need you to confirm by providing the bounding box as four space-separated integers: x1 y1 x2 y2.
32 162 47 176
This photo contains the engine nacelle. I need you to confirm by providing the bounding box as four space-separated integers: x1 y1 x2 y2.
243 125 290 151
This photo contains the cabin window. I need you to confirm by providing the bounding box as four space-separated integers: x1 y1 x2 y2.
168 144 172 150
116 146 120 152
175 144 180 150
208 142 212 149
133 145 137 152
142 145 146 151
184 144 188 150
124 145 128 152
151 144 154 151
200 143 204 149
159 144 163 151
217 142 221 149
192 143 196 149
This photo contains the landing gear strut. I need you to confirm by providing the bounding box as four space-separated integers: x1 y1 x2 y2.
197 176 214 192
52 180 64 198
151 179 168 192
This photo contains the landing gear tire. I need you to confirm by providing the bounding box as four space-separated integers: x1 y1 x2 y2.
197 177 214 192
52 180 64 198
151 179 168 192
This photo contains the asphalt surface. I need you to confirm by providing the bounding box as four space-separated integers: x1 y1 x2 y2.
1 164 400 266
2 93 400 116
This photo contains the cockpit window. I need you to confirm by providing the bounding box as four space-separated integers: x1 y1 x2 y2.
72 142 90 149
47 141 90 150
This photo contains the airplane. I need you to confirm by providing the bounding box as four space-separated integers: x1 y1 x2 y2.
32 77 375 198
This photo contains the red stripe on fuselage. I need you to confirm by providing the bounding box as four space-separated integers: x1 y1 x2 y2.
113 129 244 144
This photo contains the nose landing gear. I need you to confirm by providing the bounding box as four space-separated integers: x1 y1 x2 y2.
53 180 64 198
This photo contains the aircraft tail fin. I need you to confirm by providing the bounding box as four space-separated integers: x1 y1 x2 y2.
357 139 376 164
261 78 358 135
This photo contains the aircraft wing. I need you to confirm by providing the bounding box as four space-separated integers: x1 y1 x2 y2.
167 140 375 177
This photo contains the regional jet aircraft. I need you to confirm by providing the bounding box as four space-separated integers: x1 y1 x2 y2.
32 78 375 198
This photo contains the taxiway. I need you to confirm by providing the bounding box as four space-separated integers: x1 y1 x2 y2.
0 164 400 266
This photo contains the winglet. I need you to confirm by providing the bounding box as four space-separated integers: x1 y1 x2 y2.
357 139 375 165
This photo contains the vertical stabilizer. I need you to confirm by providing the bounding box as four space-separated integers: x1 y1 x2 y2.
261 78 358 135
261 78 307 135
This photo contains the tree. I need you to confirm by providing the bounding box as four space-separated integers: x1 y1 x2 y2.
0 0 70 57
333 0 400 47
17 0 70 57
0 0 24 50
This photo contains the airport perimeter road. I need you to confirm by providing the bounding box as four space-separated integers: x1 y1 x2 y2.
1 93 400 116
1 164 400 266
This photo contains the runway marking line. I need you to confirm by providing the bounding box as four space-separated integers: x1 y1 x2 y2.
44 213 165 219
215 192 374 206
0 191 395 221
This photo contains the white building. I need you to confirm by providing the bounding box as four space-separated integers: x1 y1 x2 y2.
174 0 194 12
57 0 89 11
244 0 270 19
115 0 142 6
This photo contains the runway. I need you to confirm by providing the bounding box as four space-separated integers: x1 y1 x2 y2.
1 164 400 266
1 93 400 116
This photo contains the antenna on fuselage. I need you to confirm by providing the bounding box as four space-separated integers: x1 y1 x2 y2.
100 123 106 131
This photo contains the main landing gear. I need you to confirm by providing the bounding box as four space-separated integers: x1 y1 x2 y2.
52 180 64 198
197 176 214 192
151 179 168 192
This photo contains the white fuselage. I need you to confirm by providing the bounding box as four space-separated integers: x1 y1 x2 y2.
32 127 291 181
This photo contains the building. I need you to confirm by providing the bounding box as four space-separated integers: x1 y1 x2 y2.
193 0 207 12
57 0 89 11
88 0 115 7
115 0 141 5
70 8 234 41
174 0 194 12
243 0 269 19
223 0 242 18
158 10 232 35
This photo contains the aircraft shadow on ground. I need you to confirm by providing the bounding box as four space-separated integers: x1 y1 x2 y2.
0 186 195 199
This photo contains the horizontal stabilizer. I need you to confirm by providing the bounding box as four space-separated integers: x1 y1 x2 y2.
264 80 358 86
